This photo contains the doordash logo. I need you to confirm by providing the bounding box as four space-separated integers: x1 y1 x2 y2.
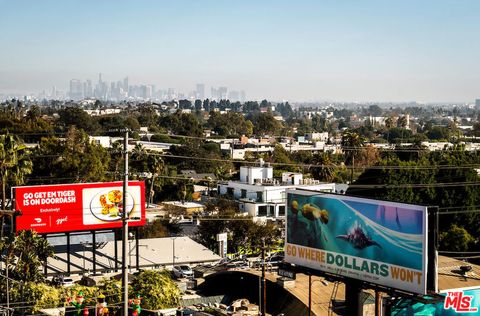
444 291 478 313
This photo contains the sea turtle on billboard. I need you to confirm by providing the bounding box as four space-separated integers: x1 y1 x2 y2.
336 222 381 250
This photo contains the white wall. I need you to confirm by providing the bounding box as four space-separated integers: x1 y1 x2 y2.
239 166 273 184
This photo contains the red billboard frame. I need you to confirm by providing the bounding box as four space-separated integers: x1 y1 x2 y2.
14 181 146 233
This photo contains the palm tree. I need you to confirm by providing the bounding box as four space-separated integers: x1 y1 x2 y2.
341 131 364 165
397 115 409 144
385 116 394 143
147 155 164 206
341 131 364 182
109 140 124 180
7 230 53 282
0 134 33 237
310 152 336 182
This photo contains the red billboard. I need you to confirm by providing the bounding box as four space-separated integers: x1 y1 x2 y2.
14 181 146 233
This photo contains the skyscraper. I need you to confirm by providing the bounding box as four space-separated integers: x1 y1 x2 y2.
51 86 57 99
229 90 239 102
69 79 83 100
476 99 480 109
196 83 205 99
123 77 129 95
86 80 93 98
240 90 246 103
218 86 228 99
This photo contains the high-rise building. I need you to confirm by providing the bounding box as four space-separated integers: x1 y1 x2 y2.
211 87 218 99
476 99 480 109
86 80 93 98
196 83 205 99
51 86 57 99
69 79 83 100
240 90 246 103
218 86 228 99
151 85 156 98
123 77 129 95
229 90 239 102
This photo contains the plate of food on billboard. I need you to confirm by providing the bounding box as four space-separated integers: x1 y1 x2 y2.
285 190 428 295
89 188 135 221
14 181 145 234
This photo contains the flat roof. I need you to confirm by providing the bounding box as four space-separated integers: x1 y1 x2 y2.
47 236 221 275
437 255 480 292
163 201 204 208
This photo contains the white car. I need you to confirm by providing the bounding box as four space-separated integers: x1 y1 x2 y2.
52 276 74 287
172 265 194 279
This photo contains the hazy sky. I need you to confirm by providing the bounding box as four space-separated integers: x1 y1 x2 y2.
1 0 479 102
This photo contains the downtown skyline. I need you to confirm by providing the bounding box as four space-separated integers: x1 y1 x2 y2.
1 0 479 103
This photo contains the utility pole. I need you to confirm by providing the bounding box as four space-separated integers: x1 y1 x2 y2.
122 131 129 316
261 238 266 316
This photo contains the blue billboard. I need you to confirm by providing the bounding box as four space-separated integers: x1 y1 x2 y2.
285 191 428 294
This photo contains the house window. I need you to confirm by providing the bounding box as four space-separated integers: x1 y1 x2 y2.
256 192 263 202
227 187 234 197
268 205 275 217
241 189 247 198
278 205 285 216
258 205 267 216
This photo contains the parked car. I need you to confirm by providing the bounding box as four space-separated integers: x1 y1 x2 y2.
52 276 74 287
253 254 285 268
227 259 250 270
266 254 284 267
172 265 194 279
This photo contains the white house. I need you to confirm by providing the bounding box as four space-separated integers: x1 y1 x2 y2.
218 161 337 219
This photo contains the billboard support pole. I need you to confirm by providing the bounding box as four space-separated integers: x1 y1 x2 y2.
121 131 129 316
135 227 139 270
92 231 97 275
345 279 363 316
375 290 382 316
427 206 439 293
114 231 118 272
261 238 266 316
308 273 312 316
66 232 71 275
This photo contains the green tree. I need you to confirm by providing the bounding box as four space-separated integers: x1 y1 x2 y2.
207 112 253 137
347 157 436 205
347 149 480 251
341 131 364 165
195 199 281 254
159 112 203 137
5 230 54 283
310 152 337 182
269 144 296 174
440 224 474 252
98 278 122 307
30 127 111 184
426 126 450 140
0 134 32 209
138 219 182 239
146 154 164 205
8 282 61 314
0 133 32 237
57 106 100 134
247 112 282 136
130 270 180 310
